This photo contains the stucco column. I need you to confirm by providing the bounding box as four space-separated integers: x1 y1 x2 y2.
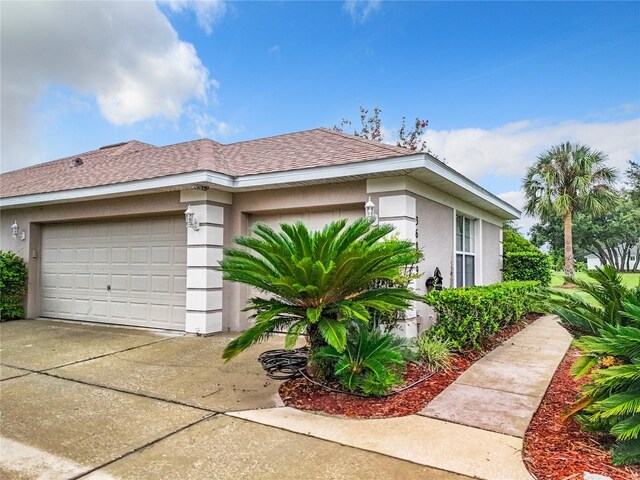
180 189 231 334
377 194 419 338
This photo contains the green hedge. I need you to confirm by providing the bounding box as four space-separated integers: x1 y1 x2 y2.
0 251 28 320
425 281 539 351
503 251 552 286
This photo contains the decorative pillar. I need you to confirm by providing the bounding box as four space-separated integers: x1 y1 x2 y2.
180 189 231 334
378 194 419 338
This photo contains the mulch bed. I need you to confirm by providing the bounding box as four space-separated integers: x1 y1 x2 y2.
279 313 541 418
523 348 640 480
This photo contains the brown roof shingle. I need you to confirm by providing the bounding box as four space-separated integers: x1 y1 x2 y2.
0 128 414 199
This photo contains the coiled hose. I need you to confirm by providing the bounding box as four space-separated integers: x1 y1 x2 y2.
257 347 437 398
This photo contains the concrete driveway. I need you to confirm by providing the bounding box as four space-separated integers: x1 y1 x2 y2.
0 319 465 480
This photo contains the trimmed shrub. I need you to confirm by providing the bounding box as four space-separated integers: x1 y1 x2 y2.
425 281 539 351
503 228 538 255
503 251 552 286
0 251 28 320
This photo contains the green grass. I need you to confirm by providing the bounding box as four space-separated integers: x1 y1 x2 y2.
550 271 640 305
550 271 640 288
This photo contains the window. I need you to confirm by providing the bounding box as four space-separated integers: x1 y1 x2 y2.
456 215 475 287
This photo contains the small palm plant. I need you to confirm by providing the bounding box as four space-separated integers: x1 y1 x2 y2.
543 266 638 335
567 300 640 465
220 218 421 362
314 323 414 396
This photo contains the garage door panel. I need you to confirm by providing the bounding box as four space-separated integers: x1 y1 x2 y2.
41 217 186 330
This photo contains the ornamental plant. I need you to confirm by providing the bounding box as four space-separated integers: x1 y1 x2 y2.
0 251 28 320
219 219 422 376
565 300 640 465
425 281 539 350
314 323 414 396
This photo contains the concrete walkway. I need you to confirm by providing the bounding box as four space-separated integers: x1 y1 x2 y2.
0 316 572 480
420 314 572 437
233 315 573 480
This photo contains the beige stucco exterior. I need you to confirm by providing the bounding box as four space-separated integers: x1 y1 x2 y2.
1 174 507 336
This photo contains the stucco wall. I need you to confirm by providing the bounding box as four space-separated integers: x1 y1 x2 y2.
223 180 367 331
482 220 502 284
416 196 454 293
0 191 186 319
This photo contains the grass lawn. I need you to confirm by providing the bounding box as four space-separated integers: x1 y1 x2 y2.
550 271 640 305
550 271 640 288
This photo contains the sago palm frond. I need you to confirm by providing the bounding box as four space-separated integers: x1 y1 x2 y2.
220 218 422 360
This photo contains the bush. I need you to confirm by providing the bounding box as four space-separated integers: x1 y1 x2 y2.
568 300 640 466
313 323 412 396
425 281 539 351
543 266 640 465
544 266 639 335
0 251 28 320
503 228 538 255
416 333 452 371
503 251 552 286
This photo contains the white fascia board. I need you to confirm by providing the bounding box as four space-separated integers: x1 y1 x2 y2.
231 153 426 189
0 171 233 208
422 154 521 218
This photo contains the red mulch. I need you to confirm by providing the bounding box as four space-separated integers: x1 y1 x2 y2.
279 313 540 419
523 348 640 480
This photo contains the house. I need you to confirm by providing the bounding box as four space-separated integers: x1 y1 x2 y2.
0 128 519 337
585 246 638 270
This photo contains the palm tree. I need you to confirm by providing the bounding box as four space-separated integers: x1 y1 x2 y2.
220 218 421 361
523 142 618 278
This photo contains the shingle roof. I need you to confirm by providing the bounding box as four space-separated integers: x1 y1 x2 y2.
0 128 413 199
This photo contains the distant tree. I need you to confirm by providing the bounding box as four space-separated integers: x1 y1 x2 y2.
334 106 383 141
626 160 640 207
334 106 432 153
572 200 640 271
523 142 618 278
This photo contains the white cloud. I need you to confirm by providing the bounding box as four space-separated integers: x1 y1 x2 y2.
497 190 538 235
162 0 227 35
425 116 640 236
190 109 242 138
0 1 215 172
268 44 280 55
343 0 381 23
424 118 640 181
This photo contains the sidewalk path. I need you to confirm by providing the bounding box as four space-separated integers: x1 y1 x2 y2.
420 314 572 437
233 315 573 480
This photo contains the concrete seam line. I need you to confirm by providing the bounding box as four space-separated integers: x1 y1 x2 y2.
39 337 175 373
70 413 219 480
39 370 220 414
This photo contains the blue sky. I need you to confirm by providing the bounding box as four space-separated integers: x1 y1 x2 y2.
2 1 639 229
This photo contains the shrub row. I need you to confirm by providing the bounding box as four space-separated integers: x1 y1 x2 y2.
0 251 28 320
503 251 552 286
425 281 539 351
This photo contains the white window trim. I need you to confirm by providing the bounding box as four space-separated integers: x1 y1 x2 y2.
455 213 478 288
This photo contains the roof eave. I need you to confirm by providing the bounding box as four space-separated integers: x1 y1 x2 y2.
0 153 521 220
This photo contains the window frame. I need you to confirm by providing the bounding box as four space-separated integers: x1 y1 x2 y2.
455 214 476 288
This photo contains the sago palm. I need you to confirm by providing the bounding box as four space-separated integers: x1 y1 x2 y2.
567 300 640 465
220 218 421 361
542 266 638 335
523 142 618 277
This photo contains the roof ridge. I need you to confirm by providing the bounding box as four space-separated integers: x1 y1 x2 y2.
223 127 326 146
317 127 413 156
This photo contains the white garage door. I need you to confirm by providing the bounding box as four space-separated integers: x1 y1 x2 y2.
41 217 187 330
249 206 364 232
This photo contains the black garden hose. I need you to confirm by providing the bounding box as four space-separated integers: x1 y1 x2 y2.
257 347 438 398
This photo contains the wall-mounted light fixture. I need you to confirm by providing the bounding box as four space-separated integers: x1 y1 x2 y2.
11 220 26 241
364 197 378 226
184 205 200 231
